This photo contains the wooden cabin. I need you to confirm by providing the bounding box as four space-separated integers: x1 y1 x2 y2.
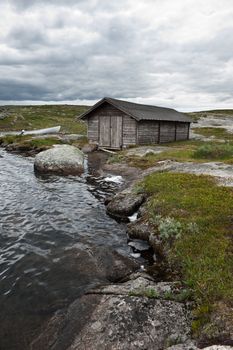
80 97 192 149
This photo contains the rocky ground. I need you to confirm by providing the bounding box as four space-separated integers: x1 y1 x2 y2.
31 272 194 350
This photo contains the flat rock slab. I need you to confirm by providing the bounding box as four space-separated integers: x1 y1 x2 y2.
31 274 192 350
69 296 191 350
34 145 84 175
125 146 170 157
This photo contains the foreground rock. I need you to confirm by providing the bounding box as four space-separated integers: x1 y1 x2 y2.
2 245 138 350
31 273 193 350
34 145 84 175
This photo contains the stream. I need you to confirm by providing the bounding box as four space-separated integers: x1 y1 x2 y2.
0 149 148 349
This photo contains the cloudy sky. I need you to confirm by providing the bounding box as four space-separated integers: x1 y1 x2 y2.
0 0 233 110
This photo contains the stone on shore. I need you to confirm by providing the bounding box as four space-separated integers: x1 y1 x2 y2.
82 142 98 153
127 218 152 241
106 192 146 221
34 145 84 175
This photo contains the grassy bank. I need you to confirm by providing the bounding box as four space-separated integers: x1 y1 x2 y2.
108 140 233 169
0 105 88 134
137 172 233 333
0 134 87 154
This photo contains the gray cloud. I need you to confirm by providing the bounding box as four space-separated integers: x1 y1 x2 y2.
0 0 233 110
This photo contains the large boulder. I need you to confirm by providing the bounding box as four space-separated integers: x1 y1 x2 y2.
34 145 84 175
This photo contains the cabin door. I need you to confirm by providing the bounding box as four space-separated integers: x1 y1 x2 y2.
99 116 122 149
99 116 111 147
110 116 122 149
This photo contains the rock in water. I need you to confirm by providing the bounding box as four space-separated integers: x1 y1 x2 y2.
34 145 84 175
106 192 145 221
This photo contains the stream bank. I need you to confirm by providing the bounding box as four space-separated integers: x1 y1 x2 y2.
1 141 232 349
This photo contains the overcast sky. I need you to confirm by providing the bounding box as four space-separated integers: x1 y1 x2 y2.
0 0 233 110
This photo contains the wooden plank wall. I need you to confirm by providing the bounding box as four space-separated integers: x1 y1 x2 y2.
86 101 190 146
87 115 99 142
138 121 159 145
122 115 137 146
176 122 189 140
159 121 176 143
87 102 137 147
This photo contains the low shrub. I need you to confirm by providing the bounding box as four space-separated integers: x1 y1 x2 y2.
193 143 233 160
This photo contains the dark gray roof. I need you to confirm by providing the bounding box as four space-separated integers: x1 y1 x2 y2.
80 97 192 123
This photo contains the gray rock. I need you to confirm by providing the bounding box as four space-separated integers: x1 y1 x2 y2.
127 218 152 241
106 192 145 220
201 347 233 350
82 142 98 153
31 274 192 350
89 274 179 298
62 134 86 142
68 296 191 350
34 145 84 175
166 343 198 350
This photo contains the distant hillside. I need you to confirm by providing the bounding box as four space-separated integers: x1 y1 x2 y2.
187 109 233 121
0 105 89 134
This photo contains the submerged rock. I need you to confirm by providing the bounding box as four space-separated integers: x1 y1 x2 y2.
34 145 84 175
106 192 145 221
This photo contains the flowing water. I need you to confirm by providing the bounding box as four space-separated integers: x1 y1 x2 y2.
0 149 146 350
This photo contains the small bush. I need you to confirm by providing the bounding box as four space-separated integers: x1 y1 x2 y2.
150 215 182 241
193 143 233 160
159 217 182 240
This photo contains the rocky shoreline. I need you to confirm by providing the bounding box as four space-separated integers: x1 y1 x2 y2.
1 141 232 349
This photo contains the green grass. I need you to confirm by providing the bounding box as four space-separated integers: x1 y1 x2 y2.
0 133 88 153
108 139 233 169
193 127 233 142
138 172 233 306
0 105 88 134
188 110 233 121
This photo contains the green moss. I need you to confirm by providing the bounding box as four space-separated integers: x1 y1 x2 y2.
138 173 233 306
128 288 159 298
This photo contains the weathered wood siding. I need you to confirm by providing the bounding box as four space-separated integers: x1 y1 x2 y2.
176 122 190 141
86 101 190 148
111 116 123 148
99 116 111 147
87 102 136 148
137 121 159 145
122 115 137 146
87 115 99 142
159 121 176 143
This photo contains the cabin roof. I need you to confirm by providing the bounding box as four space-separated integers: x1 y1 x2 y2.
80 97 193 123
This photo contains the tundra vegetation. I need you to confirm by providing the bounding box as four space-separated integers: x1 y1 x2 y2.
136 172 233 335
0 105 88 152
